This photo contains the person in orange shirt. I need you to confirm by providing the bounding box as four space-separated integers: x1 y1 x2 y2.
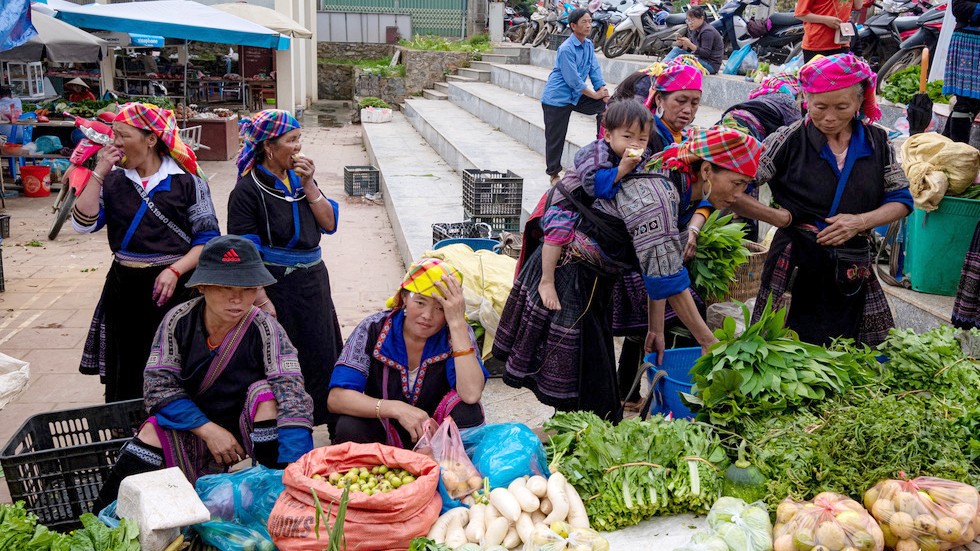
795 0 864 62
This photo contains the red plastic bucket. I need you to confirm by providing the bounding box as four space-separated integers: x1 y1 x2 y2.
20 166 51 197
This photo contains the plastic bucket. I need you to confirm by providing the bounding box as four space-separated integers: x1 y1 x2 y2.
644 347 701 420
904 197 980 296
20 166 51 198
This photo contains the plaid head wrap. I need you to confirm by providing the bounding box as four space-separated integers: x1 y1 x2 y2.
798 53 882 123
114 102 206 180
655 62 704 93
748 74 802 100
236 109 302 177
652 125 764 178
385 258 464 310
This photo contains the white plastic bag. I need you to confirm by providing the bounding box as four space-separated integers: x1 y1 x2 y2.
0 352 30 410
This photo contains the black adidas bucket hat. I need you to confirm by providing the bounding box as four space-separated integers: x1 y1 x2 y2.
186 235 277 288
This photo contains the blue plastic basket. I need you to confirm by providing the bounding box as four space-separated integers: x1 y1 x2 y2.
644 347 701 420
433 238 501 252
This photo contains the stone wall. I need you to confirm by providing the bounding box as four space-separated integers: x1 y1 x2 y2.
317 42 396 62
398 47 473 95
318 63 355 101
353 68 407 105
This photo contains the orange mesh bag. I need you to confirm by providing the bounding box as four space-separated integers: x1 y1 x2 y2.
268 442 443 551
772 492 885 551
864 476 980 551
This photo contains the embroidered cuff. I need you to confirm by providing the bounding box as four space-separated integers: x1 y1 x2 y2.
643 268 691 300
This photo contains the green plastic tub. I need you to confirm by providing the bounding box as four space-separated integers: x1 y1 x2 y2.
904 196 980 296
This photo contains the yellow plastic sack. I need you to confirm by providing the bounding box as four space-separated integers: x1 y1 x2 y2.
422 244 517 359
901 132 980 212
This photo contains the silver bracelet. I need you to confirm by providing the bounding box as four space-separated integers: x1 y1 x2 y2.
308 192 326 205
689 226 701 236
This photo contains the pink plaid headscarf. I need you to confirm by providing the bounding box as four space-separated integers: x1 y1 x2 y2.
655 63 703 93
798 53 882 123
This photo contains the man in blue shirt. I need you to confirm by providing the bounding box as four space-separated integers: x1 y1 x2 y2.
541 8 609 183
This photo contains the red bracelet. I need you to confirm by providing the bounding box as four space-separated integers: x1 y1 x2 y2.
452 347 475 358
166 266 181 278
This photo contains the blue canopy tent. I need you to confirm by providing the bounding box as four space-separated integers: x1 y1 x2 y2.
50 0 290 108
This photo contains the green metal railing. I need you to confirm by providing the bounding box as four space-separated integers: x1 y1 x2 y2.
319 0 467 37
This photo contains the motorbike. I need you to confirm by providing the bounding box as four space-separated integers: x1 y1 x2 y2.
505 6 530 42
712 0 804 65
522 3 548 44
855 0 931 70
875 1 946 91
531 1 581 47
48 112 115 240
590 0 629 50
602 0 677 58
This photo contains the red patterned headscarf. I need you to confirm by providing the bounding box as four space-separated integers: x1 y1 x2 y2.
798 53 882 123
651 126 764 178
114 102 206 180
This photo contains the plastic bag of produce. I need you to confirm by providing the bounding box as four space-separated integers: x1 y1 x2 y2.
676 532 732 551
193 465 283 548
706 497 772 551
268 442 442 551
773 492 884 551
522 524 610 551
864 476 980 551
461 423 550 489
414 416 483 499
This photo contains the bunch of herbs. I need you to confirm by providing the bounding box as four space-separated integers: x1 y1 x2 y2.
688 212 751 302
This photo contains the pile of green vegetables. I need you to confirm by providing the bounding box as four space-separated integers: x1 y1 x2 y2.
881 64 949 105
685 299 879 431
0 503 138 551
545 412 727 531
688 212 751 302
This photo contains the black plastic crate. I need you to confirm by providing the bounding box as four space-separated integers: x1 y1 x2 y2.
467 213 522 234
0 400 146 530
344 165 380 196
0 214 9 239
547 31 572 51
432 221 495 244
0 246 5 293
462 169 523 217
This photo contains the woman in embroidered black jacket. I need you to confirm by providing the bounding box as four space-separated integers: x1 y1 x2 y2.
72 102 220 402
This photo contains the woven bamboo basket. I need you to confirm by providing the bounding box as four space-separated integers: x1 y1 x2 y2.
722 241 769 304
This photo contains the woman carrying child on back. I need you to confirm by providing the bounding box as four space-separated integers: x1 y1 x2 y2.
494 99 772 422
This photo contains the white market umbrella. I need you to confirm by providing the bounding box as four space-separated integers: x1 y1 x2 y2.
0 7 106 63
210 2 312 39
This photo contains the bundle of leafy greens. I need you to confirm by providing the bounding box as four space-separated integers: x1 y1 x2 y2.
688 212 751 302
0 502 70 551
545 412 727 530
67 514 139 551
881 64 949 104
685 299 878 431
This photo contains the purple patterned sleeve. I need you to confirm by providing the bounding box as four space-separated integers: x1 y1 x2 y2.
542 206 579 246
144 299 199 414
256 314 314 430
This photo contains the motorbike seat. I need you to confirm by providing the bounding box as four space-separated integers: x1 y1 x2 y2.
769 12 801 26
665 12 687 25
894 15 919 31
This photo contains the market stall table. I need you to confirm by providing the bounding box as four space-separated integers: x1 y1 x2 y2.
181 115 238 161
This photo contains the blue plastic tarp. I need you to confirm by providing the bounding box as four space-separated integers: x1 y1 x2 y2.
53 0 289 50
0 0 37 52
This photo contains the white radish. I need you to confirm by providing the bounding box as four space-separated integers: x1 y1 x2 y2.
482 517 510 547
508 478 541 512
427 507 468 541
465 503 486 543
542 472 570 524
445 515 467 548
503 526 521 549
565 482 590 528
526 475 548 498
489 487 522 522
539 498 553 516
517 512 535 544
531 510 546 524
485 502 500 526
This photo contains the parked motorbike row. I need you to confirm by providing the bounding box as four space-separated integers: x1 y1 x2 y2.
503 0 948 86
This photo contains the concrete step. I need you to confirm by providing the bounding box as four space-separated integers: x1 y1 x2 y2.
469 60 495 72
433 81 450 94
446 80 723 172
446 74 477 83
882 283 954 332
458 67 491 82
481 53 520 64
404 98 551 219
492 45 530 59
489 63 559 101
422 89 448 100
361 113 463 266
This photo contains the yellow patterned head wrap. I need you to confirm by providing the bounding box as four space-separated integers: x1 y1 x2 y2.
385 258 463 310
